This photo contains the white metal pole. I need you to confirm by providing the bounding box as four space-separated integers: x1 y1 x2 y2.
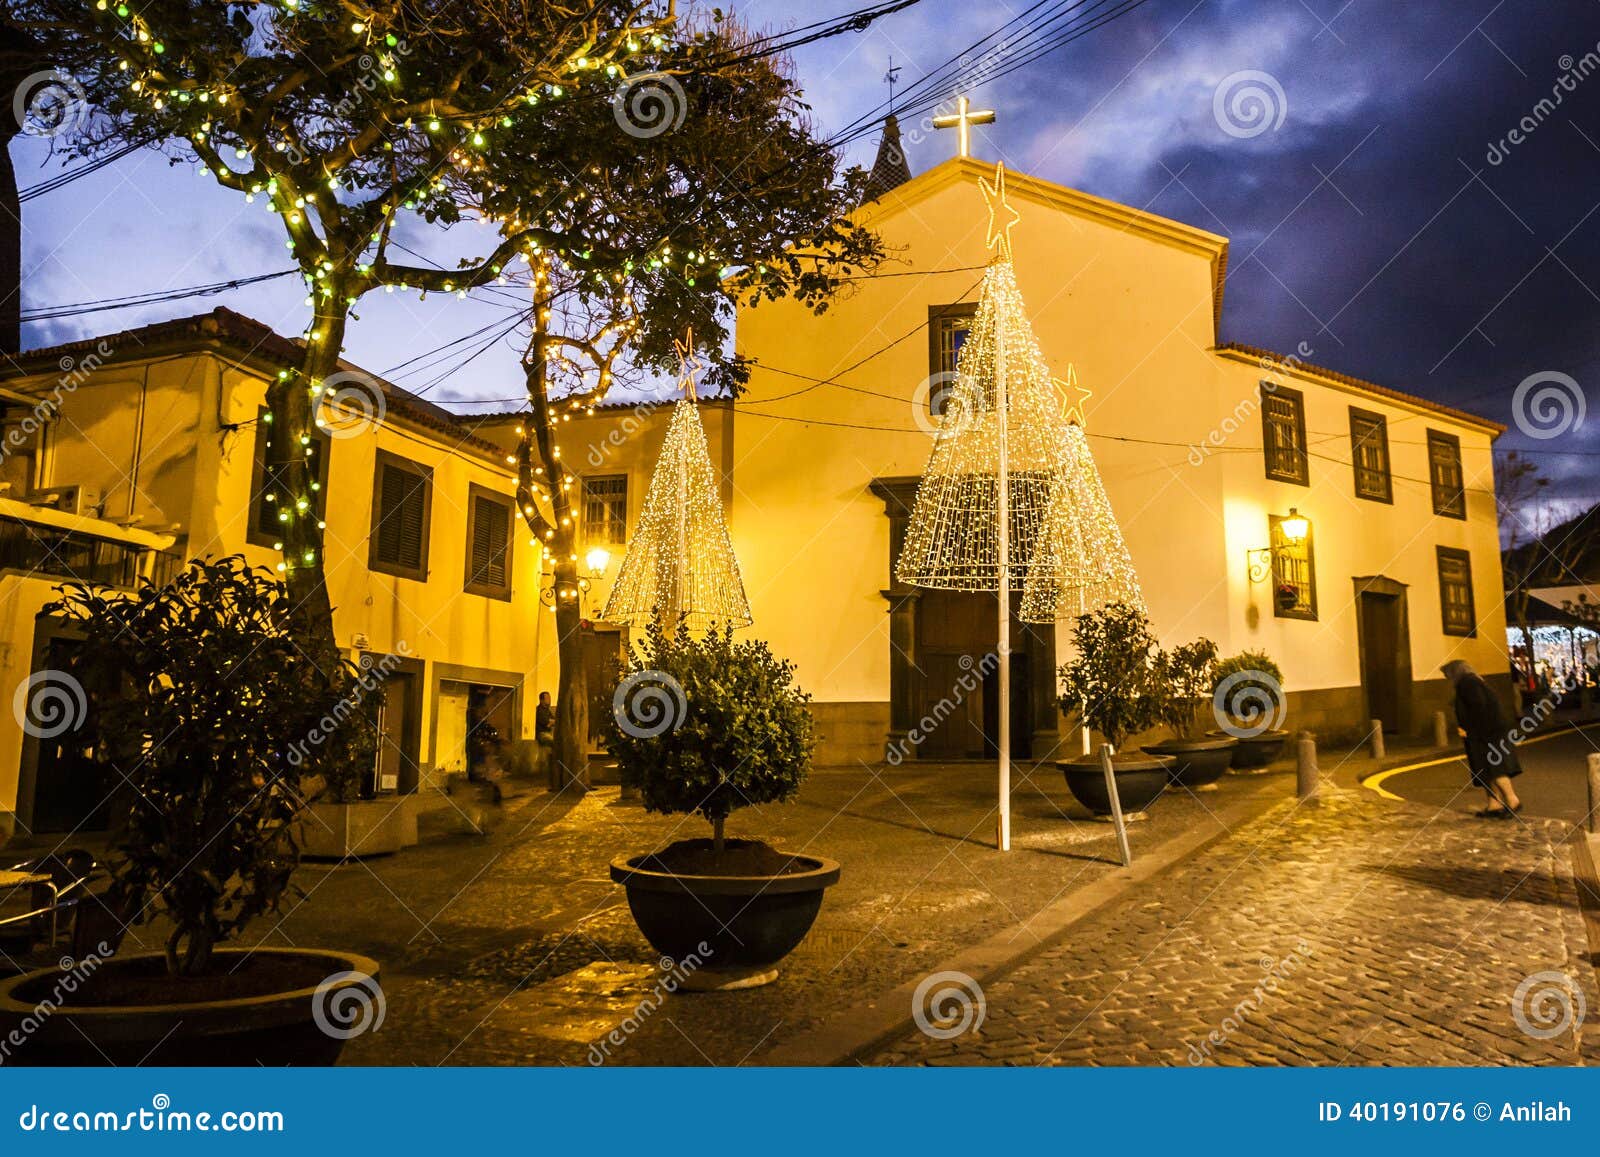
1098 743 1131 866
1077 584 1090 756
996 297 1011 852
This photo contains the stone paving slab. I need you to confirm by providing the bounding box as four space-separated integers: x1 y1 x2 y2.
869 787 1596 1066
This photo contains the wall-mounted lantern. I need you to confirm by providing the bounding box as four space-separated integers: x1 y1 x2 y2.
1247 507 1310 588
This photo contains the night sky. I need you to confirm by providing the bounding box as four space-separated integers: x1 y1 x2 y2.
15 0 1600 503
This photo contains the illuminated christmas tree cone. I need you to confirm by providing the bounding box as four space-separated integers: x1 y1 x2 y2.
601 335 752 632
1019 390 1147 625
895 256 1066 590
895 162 1073 853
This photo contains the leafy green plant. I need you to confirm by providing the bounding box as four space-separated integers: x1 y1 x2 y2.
1057 602 1163 752
1211 650 1287 724
1153 638 1220 739
603 624 814 855
46 556 375 977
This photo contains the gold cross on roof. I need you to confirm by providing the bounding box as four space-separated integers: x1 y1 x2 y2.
674 327 703 401
932 95 995 159
1054 365 1093 427
980 162 1022 260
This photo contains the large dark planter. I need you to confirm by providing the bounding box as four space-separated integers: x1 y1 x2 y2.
1143 736 1238 789
1209 728 1290 770
611 843 840 990
0 948 380 1066
1058 752 1174 817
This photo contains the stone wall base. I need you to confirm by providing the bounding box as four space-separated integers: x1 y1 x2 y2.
810 702 892 766
808 677 1515 764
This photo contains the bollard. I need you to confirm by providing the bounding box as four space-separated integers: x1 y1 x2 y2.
1368 720 1385 760
1296 731 1319 800
1588 754 1600 835
1433 709 1450 749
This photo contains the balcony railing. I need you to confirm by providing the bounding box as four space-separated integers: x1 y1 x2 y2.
0 514 184 588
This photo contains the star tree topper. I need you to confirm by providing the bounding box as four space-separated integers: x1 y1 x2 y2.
980 162 1022 260
674 327 703 401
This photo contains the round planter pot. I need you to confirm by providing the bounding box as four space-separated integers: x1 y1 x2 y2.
0 947 380 1066
1143 736 1238 789
1208 729 1290 770
611 844 840 990
1057 752 1174 818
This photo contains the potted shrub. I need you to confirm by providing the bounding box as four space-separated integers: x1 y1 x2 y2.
1056 602 1174 818
0 557 381 1065
1144 638 1237 789
1207 649 1290 769
605 625 839 991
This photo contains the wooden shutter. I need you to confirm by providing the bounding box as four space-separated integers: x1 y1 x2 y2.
1349 409 1391 501
470 494 508 588
377 463 425 569
1261 387 1308 484
1428 431 1466 518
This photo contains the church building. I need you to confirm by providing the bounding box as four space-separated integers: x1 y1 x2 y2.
520 120 1509 764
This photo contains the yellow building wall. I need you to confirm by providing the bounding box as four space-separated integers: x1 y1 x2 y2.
0 348 546 825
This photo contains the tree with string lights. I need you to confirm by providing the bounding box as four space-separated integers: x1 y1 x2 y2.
2 0 675 667
449 19 883 788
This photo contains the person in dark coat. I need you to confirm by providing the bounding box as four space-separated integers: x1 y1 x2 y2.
1441 660 1522 818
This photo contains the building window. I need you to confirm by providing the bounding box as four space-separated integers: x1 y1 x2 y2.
368 451 431 581
926 303 977 415
1261 385 1309 485
1348 408 1392 502
1427 430 1466 519
583 475 628 545
1270 513 1316 620
1437 546 1476 637
464 485 513 599
249 407 329 549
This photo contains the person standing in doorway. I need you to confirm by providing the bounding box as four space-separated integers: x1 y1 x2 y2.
1441 660 1523 819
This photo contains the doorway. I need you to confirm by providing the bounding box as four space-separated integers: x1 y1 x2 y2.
435 674 520 784
18 634 118 834
1354 576 1412 733
581 626 627 752
873 477 1058 762
365 654 423 794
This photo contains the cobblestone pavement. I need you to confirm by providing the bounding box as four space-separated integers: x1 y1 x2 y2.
871 787 1598 1066
234 759 1286 1065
